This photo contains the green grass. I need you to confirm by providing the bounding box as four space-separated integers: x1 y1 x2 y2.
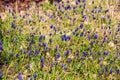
0 0 120 80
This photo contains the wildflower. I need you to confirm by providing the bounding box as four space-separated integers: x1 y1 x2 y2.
30 77 32 80
49 38 52 43
98 51 101 55
80 32 84 37
105 66 108 72
50 62 53 68
75 50 79 57
0 72 2 78
18 75 22 80
79 23 83 28
42 42 46 47
110 60 113 64
82 0 85 2
109 68 113 74
61 64 65 68
104 50 108 55
98 58 102 63
67 59 71 63
118 27 120 31
83 51 88 56
40 57 44 63
55 46 59 52
16 53 19 57
76 0 79 5
104 9 109 13
116 69 120 74
66 36 71 40
55 53 60 59
66 5 71 10
93 34 98 39
24 50 28 54
33 73 37 79
11 22 16 29
39 35 43 40
34 50 40 54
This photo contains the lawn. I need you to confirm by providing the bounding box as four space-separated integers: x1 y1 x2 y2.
0 0 120 80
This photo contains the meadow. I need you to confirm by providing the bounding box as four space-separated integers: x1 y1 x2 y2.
0 0 120 80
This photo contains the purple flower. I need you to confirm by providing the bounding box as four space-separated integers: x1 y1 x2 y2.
116 69 120 74
18 75 22 80
66 36 71 40
33 73 37 79
11 22 16 29
49 38 52 43
97 51 101 55
75 51 79 57
40 57 44 63
50 62 53 68
0 72 2 78
79 23 83 28
118 27 120 31
109 68 113 74
55 53 60 59
104 50 108 55
80 32 84 37
110 60 113 64
82 0 85 2
55 46 59 52
67 59 71 63
16 53 19 57
61 64 65 68
83 51 88 56
93 34 98 39
76 0 79 5
39 35 43 40
98 58 102 63
105 66 108 72
66 5 71 10
42 42 46 47
30 77 32 80
104 9 109 13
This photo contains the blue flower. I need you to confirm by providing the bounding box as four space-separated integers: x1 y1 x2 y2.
50 62 53 68
104 9 109 13
39 35 43 40
55 46 59 52
0 72 2 78
116 69 120 74
109 68 113 74
80 32 84 37
75 51 79 57
49 38 52 43
83 51 88 56
93 34 98 39
110 60 113 64
98 58 102 63
105 66 108 72
82 0 85 2
79 23 83 28
33 73 37 79
66 5 71 9
30 77 32 80
118 27 120 31
67 59 71 63
18 75 22 80
0 41 2 45
98 51 101 55
42 42 46 47
76 0 79 5
55 53 60 59
104 50 108 55
40 57 44 63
